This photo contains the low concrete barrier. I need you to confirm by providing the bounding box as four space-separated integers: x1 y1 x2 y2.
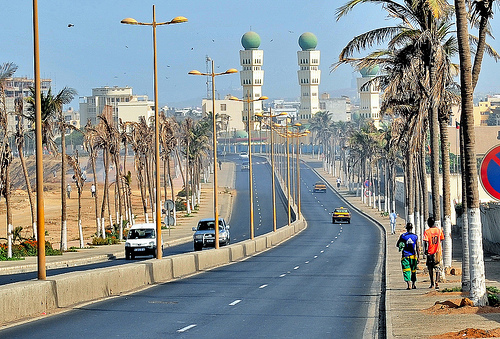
51 264 152 308
1 219 307 326
195 248 230 271
0 280 56 324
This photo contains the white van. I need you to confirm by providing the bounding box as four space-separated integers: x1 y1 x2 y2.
125 223 161 259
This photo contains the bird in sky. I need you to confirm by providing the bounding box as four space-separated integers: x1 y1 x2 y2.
68 23 74 27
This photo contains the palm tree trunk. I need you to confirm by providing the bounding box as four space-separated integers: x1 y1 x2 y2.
100 150 109 236
5 167 13 258
17 139 37 240
90 154 101 237
60 128 68 251
455 0 487 306
440 118 452 269
406 150 415 227
428 72 441 228
460 123 470 292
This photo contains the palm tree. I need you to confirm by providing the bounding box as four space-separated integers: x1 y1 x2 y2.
26 86 77 251
66 150 85 248
83 120 102 237
0 62 18 258
14 97 37 240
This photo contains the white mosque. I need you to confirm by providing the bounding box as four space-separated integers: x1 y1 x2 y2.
357 66 381 127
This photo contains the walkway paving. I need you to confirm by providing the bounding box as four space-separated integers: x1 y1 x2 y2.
2 157 500 338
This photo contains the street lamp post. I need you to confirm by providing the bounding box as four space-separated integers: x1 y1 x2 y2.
230 95 267 239
33 0 46 280
255 110 287 232
121 6 187 259
189 62 237 248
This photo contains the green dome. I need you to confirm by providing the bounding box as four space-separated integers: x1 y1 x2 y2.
241 31 261 50
298 32 318 51
360 66 379 77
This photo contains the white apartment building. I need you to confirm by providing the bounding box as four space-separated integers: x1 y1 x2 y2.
79 86 154 126
202 96 245 134
319 93 351 122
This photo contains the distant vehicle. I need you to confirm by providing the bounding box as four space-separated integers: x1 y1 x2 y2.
313 181 327 192
332 207 351 224
239 151 249 159
241 161 249 170
125 223 160 259
192 218 230 251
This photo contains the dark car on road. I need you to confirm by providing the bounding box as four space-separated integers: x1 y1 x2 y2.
192 218 230 251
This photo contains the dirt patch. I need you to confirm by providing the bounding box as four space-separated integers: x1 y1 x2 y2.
430 328 500 338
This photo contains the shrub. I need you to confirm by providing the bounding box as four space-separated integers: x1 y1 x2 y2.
0 240 61 260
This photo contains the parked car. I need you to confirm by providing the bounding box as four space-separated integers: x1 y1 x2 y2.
192 218 230 251
125 223 161 259
241 161 249 170
332 207 351 224
313 181 327 192
239 151 249 159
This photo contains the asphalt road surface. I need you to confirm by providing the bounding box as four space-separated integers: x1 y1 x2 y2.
1 159 384 338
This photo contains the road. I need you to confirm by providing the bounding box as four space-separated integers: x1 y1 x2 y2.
0 159 384 338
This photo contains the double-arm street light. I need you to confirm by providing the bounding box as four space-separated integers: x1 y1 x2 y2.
255 110 287 232
189 61 237 249
229 95 268 239
121 6 187 259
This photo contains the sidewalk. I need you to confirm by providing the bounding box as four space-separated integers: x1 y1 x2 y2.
306 158 500 338
0 161 235 275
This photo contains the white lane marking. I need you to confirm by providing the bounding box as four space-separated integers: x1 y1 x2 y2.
259 284 268 289
229 300 241 306
279 273 286 277
177 324 197 333
326 245 330 248
331 240 334 243
305 261 310 264
314 256 318 259
320 250 324 253
294 266 300 270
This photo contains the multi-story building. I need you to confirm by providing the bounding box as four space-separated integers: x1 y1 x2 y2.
201 95 244 134
319 93 351 122
239 31 265 130
357 66 381 127
79 86 154 126
297 32 321 122
473 95 500 126
2 77 52 133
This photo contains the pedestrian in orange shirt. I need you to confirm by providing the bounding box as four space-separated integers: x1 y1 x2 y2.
423 217 445 289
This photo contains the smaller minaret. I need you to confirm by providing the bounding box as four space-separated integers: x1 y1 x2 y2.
297 32 321 122
357 66 380 127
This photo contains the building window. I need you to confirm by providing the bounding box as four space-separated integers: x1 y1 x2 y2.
221 104 226 111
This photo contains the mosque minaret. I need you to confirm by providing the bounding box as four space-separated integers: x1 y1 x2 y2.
240 31 264 130
297 32 321 121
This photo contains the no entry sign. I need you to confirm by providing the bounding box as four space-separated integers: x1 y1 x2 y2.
480 145 500 200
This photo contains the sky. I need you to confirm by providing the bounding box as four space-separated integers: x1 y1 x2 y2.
2 1 500 110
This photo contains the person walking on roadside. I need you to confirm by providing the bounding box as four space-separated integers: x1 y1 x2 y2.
90 183 96 198
336 177 341 189
66 183 72 199
397 222 419 290
389 210 397 234
423 216 445 289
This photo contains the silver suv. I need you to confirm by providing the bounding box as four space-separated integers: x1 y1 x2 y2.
192 218 230 251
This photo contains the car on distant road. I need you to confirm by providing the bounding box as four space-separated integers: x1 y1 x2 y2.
125 223 160 259
332 207 351 224
241 161 249 170
239 151 249 159
313 181 327 192
192 218 230 251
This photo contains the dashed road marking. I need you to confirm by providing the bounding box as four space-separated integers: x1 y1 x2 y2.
279 273 286 277
177 324 197 333
259 284 268 289
229 300 242 306
294 266 300 270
